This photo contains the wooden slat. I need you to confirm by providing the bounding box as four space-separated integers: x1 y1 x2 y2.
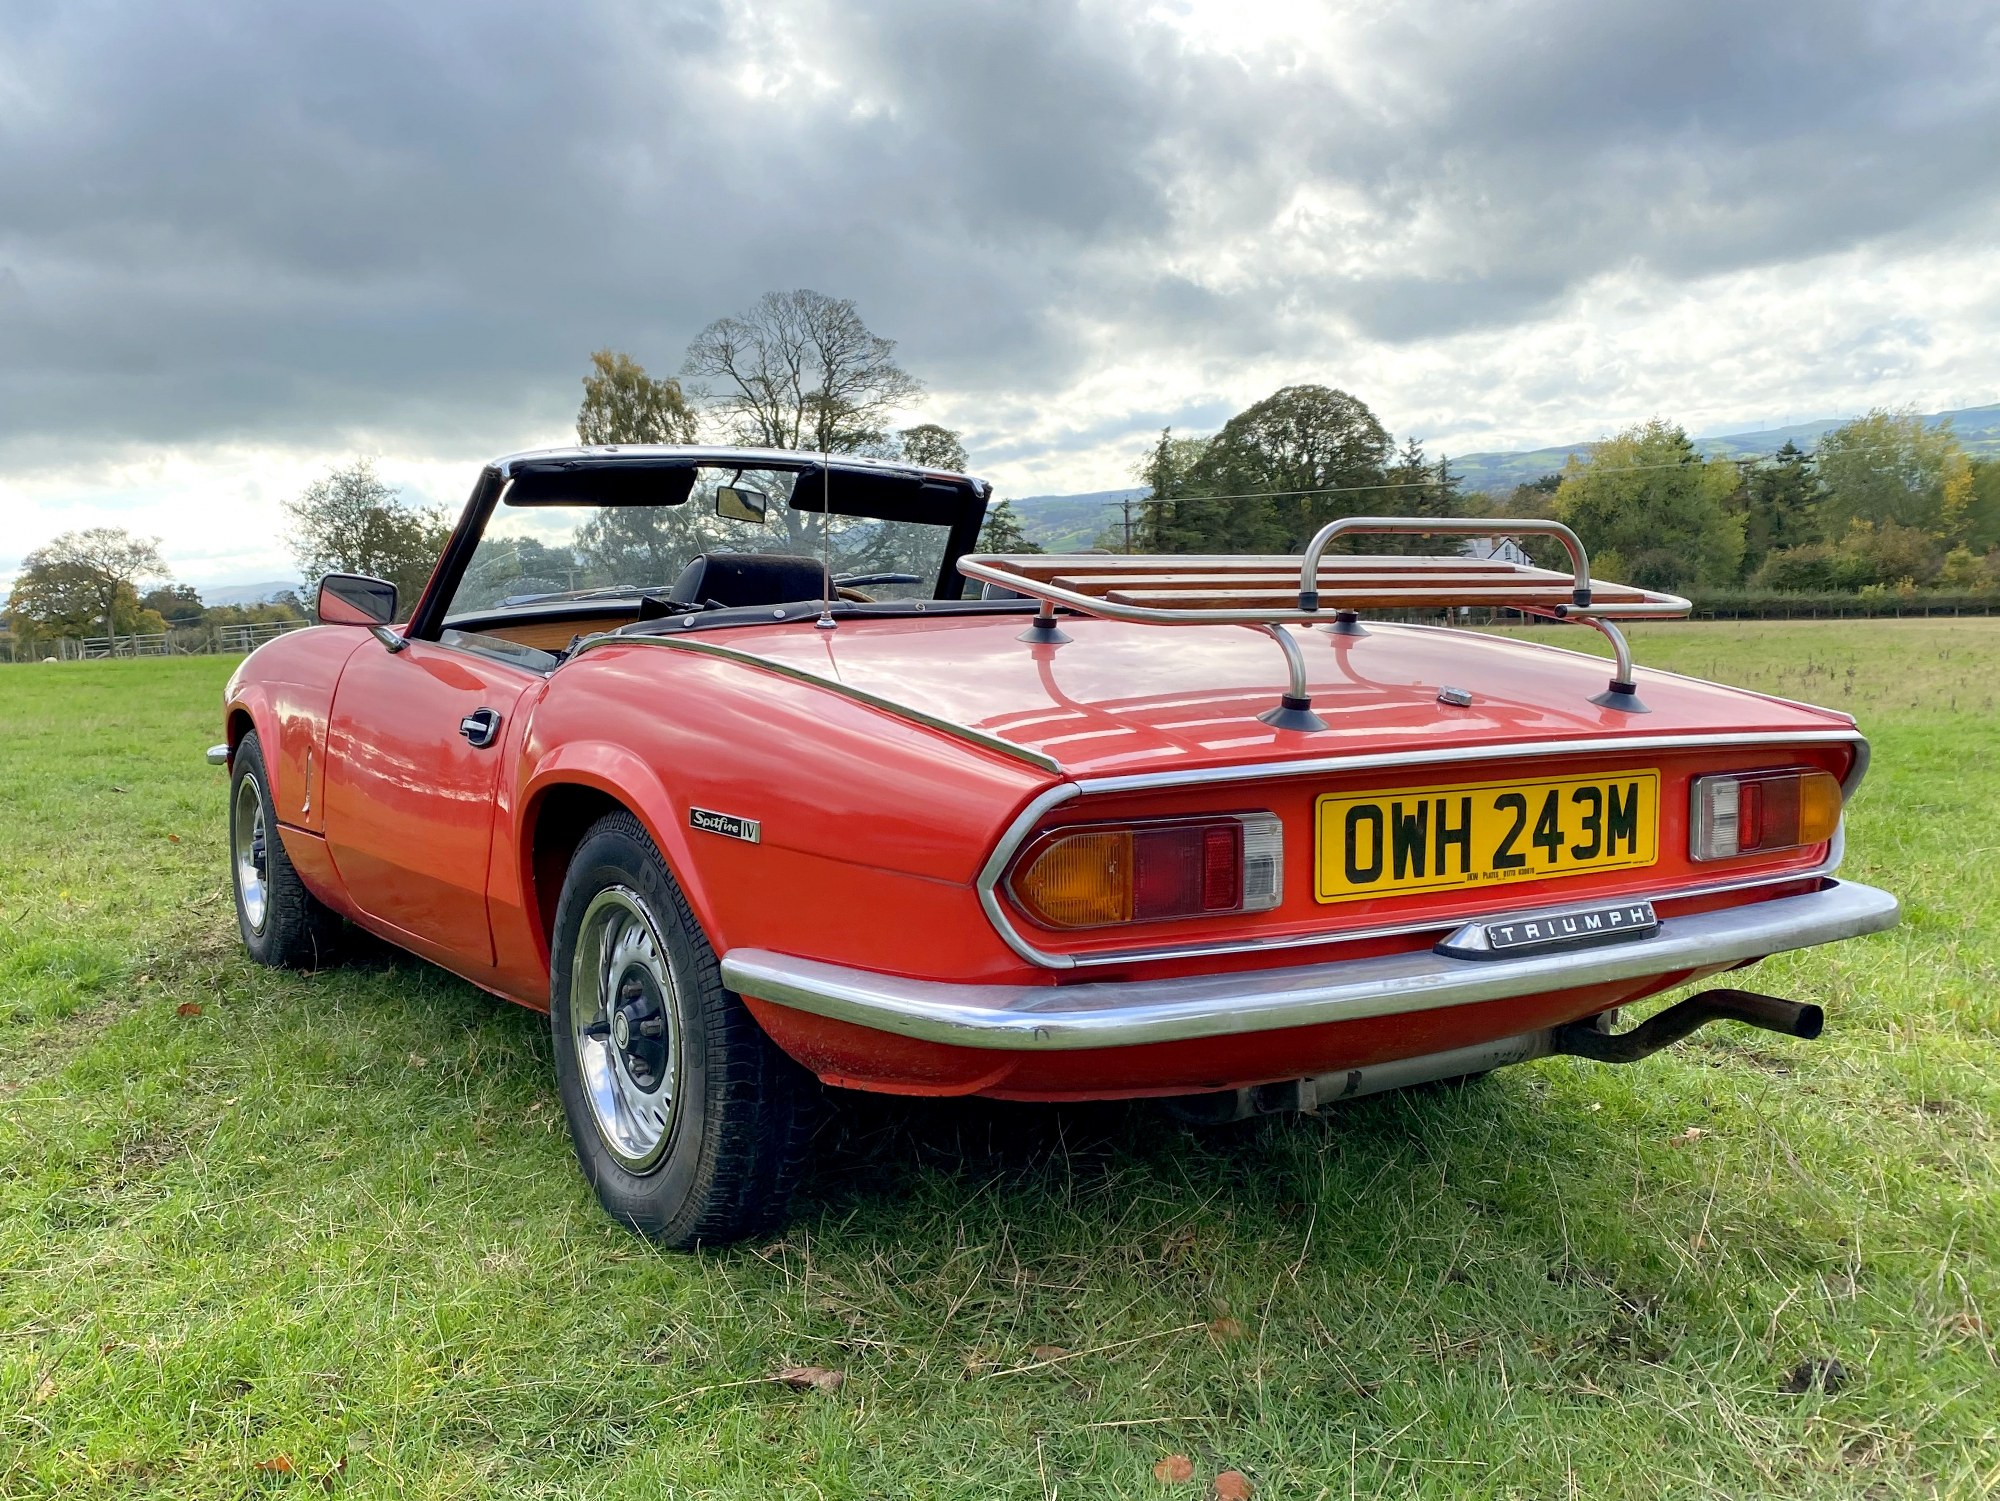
992 553 1526 579
1045 568 1577 593
965 550 1686 620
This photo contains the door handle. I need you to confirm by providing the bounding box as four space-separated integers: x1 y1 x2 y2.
459 708 503 748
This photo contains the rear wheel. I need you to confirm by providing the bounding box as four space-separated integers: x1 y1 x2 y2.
549 812 814 1247
230 731 342 968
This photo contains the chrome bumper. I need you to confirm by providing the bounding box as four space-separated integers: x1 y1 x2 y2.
719 880 1899 1051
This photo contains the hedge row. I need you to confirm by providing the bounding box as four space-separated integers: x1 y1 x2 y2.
1679 591 2000 619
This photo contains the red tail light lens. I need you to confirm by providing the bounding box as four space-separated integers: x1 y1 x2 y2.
1009 815 1283 929
1689 769 1843 861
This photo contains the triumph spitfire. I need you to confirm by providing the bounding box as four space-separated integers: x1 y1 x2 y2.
213 447 1899 1245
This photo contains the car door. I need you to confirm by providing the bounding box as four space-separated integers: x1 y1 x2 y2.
321 638 537 972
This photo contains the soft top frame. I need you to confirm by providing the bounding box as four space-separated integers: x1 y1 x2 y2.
406 446 992 642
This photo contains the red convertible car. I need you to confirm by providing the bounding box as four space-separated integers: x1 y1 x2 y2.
213 446 1898 1245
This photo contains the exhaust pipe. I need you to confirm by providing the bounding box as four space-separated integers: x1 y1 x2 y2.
1166 987 1824 1123
1550 987 1822 1064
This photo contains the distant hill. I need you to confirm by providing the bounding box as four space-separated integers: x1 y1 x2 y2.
1005 404 2000 546
1446 402 2000 496
194 580 298 607
1004 488 1145 551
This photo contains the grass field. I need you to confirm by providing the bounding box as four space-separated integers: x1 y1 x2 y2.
1 621 1996 1499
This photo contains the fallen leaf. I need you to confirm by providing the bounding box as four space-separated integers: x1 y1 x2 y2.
1030 1344 1071 1362
255 1454 295 1475
1153 1454 1195 1483
1207 1317 1246 1341
1670 1127 1709 1145
1780 1356 1848 1394
1213 1470 1254 1499
176 1002 203 1018
30 1371 57 1405
1160 1225 1198 1260
772 1365 844 1393
110 786 128 794
407 1055 428 1069
167 834 181 844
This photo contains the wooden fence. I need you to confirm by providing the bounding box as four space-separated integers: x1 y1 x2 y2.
3 618 309 663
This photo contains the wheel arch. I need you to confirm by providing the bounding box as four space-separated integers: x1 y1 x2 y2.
517 746 716 963
222 686 278 786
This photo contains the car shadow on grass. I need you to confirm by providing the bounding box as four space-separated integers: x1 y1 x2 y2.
306 936 1643 1275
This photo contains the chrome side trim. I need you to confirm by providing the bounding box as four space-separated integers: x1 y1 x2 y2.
723 879 1899 1051
1071 729 1869 798
978 728 1870 970
977 783 1085 965
571 632 1062 775
206 743 230 766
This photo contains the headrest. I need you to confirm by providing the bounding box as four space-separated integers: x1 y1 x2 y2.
667 552 830 609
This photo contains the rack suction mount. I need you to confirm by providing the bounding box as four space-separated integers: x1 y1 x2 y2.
1017 601 1071 645
1579 618 1649 713
1254 623 1328 732
1257 694 1329 733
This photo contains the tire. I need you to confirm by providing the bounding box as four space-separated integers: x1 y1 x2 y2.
549 811 815 1247
230 731 343 968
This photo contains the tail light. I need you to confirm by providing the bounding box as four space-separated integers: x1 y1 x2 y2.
1008 814 1283 929
1689 769 1843 861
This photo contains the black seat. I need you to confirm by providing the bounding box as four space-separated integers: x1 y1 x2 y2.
667 553 829 609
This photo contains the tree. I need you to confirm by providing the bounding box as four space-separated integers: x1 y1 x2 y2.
283 460 452 617
1735 439 1823 576
1199 385 1394 551
141 583 207 626
576 349 698 445
898 423 968 471
1756 519 1945 592
1552 420 1744 590
1963 457 2000 551
976 500 1041 554
1382 437 1462 520
1134 428 1217 552
6 528 171 639
1152 385 1396 554
683 289 922 453
1815 410 1973 543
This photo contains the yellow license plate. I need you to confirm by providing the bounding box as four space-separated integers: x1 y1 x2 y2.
1314 770 1660 904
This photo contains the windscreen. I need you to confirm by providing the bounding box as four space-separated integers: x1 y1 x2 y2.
446 466 955 614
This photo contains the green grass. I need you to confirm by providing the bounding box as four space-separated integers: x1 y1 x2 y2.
1 625 1996 1499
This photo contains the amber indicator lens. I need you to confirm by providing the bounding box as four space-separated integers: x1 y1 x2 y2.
1010 815 1283 930
1689 769 1842 861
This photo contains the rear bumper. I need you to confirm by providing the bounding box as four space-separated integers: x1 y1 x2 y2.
720 880 1899 1052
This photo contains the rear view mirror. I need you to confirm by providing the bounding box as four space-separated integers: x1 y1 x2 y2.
316 573 398 627
715 485 769 524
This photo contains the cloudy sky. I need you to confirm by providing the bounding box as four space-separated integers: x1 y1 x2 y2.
3 0 1997 589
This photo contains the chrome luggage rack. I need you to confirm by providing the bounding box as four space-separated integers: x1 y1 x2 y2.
958 516 1691 730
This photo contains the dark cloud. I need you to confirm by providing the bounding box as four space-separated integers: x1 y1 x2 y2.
0 0 1993 465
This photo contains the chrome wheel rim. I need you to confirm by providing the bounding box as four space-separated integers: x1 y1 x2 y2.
569 886 681 1173
233 774 269 934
